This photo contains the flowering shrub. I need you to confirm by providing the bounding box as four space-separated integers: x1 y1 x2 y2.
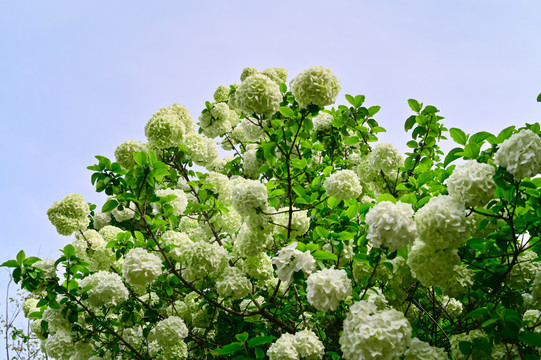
4 66 541 359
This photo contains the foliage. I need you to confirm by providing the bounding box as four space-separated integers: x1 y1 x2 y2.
3 67 541 359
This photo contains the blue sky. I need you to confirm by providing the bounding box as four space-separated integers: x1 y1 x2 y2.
0 0 540 303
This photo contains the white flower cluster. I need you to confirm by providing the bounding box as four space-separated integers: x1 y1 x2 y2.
440 295 463 318
290 66 341 108
215 207 242 235
306 267 352 312
229 117 266 143
183 133 218 166
243 144 263 179
44 329 75 360
213 85 231 102
47 194 90 236
443 265 475 298
114 140 146 170
447 160 496 207
162 231 192 261
407 240 461 288
272 242 316 284
240 253 274 281
79 271 129 308
180 241 229 282
93 211 111 230
404 338 448 360
34 258 56 279
509 251 541 288
415 195 468 249
494 129 541 179
23 298 40 318
155 188 188 216
199 102 238 138
111 201 136 222
339 300 412 360
274 207 311 239
267 330 324 360
365 201 416 251
122 248 163 289
231 179 268 217
312 112 333 132
205 172 232 203
73 230 117 272
234 216 274 257
324 169 363 201
150 316 188 348
216 266 252 300
369 143 404 174
145 104 195 149
234 74 282 116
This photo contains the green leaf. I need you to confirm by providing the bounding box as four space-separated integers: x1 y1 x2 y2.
345 136 360 145
377 193 396 204
312 251 338 261
371 126 386 133
404 115 416 131
134 151 147 166
280 83 287 93
102 199 118 212
408 99 422 113
537 92 541 102
459 341 472 355
279 107 295 118
470 131 496 145
345 94 355 106
64 244 75 258
353 95 365 108
444 147 463 167
449 128 468 145
519 331 541 347
236 332 249 343
2 260 20 268
368 105 381 116
248 336 276 348
215 342 243 355
16 250 25 264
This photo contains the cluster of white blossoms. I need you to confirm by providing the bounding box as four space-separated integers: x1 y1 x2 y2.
509 251 541 288
79 271 128 308
114 139 146 170
183 133 219 167
267 330 324 360
47 194 90 236
150 316 188 347
241 253 274 282
339 300 412 360
154 188 188 216
199 102 238 138
242 143 263 179
233 74 282 116
122 248 163 289
231 179 268 217
92 211 111 230
323 169 363 201
306 267 352 312
274 207 311 239
33 258 56 279
216 266 252 300
443 265 475 298
272 242 316 284
180 241 229 282
447 160 496 207
213 85 231 102
111 201 136 222
22 298 40 317
44 329 75 360
494 129 541 179
204 172 232 203
312 112 333 132
290 66 340 108
145 104 195 149
440 295 464 319
365 201 416 251
369 143 404 174
407 239 461 287
415 195 468 249
403 338 448 360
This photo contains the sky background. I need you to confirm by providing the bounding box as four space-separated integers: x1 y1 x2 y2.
0 0 540 343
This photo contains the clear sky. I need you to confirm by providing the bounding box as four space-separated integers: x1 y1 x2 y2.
0 0 540 307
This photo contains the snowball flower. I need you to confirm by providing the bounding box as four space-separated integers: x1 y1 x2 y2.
79 271 129 308
111 201 136 222
407 240 461 288
33 258 56 279
290 66 341 108
262 67 288 84
216 266 252 300
415 195 468 249
145 104 195 149
365 201 416 251
205 172 232 202
155 188 188 216
180 241 229 282
151 316 188 348
369 143 404 174
241 253 274 281
231 179 268 217
44 329 75 360
494 129 541 179
122 248 163 288
213 85 231 102
267 333 299 360
306 267 352 312
23 298 40 318
404 338 448 360
47 194 90 236
114 140 146 169
340 300 412 360
313 112 333 131
243 143 263 179
235 74 282 116
199 102 238 138
274 207 311 239
92 211 111 230
324 169 363 201
183 133 219 166
293 330 324 360
272 242 316 284
447 160 496 207
444 265 475 298
240 67 259 81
